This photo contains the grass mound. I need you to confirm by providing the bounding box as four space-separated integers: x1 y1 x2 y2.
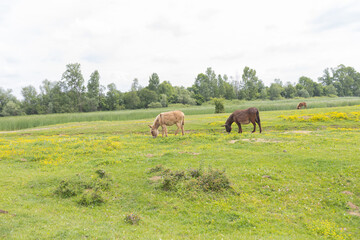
148 165 232 192
54 169 112 206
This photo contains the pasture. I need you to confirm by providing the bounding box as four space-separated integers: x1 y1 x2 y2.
0 103 360 239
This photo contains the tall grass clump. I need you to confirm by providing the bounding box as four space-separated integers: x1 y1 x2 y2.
54 170 112 206
148 165 232 192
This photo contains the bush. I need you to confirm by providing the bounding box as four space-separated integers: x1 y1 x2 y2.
161 170 187 191
148 165 232 192
197 168 231 192
213 98 225 113
77 189 104 206
124 213 141 225
54 179 89 198
148 102 163 108
54 170 112 205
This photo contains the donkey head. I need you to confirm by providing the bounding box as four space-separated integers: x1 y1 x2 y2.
148 125 159 138
222 124 232 133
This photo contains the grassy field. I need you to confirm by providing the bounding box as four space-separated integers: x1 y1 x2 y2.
0 104 360 239
1 97 360 131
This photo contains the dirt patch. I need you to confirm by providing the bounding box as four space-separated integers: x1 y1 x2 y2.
283 130 312 134
179 151 200 155
241 138 281 143
149 176 162 182
229 140 239 144
348 202 359 210
342 191 354 195
0 209 8 214
146 154 155 158
348 211 360 217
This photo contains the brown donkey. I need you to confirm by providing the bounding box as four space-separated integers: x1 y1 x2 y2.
297 102 307 109
148 111 185 138
222 107 261 134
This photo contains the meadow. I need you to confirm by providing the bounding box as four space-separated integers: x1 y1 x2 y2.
0 100 360 239
1 96 360 131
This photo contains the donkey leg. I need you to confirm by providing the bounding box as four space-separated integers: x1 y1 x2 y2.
181 124 184 135
236 122 242 133
163 125 168 137
251 121 256 133
161 126 165 137
256 121 262 133
175 123 181 135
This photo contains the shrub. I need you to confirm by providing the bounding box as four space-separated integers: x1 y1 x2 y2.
77 189 104 206
55 179 87 198
197 168 231 192
213 98 225 113
95 169 107 178
148 164 166 173
55 170 112 205
160 170 187 191
148 165 232 192
188 167 202 178
124 213 141 225
148 102 163 108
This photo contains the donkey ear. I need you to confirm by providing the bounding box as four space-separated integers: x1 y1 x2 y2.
148 125 152 128
221 124 226 127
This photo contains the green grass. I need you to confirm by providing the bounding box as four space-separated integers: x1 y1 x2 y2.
0 104 359 239
1 97 360 131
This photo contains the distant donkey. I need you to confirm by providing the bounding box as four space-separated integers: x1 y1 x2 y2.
148 111 185 138
297 102 307 109
222 107 261 134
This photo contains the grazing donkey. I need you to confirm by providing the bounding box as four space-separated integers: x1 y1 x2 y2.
222 107 261 134
297 102 307 109
148 111 185 138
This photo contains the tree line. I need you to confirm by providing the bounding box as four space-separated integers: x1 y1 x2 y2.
1 63 360 116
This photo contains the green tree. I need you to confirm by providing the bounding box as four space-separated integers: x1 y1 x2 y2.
0 88 17 115
158 81 175 100
159 94 168 107
268 83 283 100
21 85 39 115
193 73 211 101
298 76 316 97
313 82 324 97
318 65 360 96
124 91 140 109
106 83 123 110
61 63 85 112
240 67 264 100
138 88 158 108
283 82 296 98
332 65 360 96
1 100 23 116
297 88 310 98
86 70 100 112
206 68 218 98
324 84 337 96
131 78 140 92
318 68 333 86
174 86 196 105
148 73 160 93
221 75 236 100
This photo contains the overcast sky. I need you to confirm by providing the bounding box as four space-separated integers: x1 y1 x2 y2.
1 0 360 98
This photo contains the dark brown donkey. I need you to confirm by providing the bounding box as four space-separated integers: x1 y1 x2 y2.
297 102 307 109
222 107 261 134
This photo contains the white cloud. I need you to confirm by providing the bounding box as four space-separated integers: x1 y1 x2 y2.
1 0 360 98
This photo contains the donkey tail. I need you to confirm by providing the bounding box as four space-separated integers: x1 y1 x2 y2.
256 110 260 123
256 109 262 133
